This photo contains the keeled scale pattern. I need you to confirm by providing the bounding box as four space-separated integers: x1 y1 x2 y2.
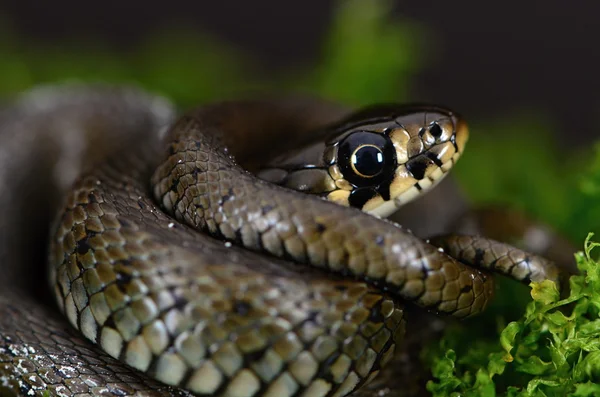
429 234 561 286
0 290 191 397
1 89 503 397
49 157 406 396
152 113 494 321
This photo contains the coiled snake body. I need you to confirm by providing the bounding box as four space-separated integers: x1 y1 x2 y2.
0 86 560 397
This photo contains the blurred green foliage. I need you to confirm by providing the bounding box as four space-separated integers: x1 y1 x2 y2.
0 18 254 104
0 0 421 107
454 114 585 240
287 0 424 104
1 0 600 395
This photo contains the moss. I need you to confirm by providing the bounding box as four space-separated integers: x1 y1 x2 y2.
426 234 600 396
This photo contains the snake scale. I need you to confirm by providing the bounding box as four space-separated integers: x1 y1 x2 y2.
0 85 561 397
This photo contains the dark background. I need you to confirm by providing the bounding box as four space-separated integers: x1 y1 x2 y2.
2 1 598 144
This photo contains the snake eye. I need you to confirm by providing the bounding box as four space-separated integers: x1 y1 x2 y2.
351 145 385 178
336 131 397 188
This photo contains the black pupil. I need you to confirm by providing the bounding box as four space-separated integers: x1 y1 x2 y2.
353 146 384 176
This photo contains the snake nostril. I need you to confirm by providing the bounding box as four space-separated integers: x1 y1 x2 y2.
429 122 443 139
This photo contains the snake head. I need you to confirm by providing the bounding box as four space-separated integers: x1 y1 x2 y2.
324 105 468 217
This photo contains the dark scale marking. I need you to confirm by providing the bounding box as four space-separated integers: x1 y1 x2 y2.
370 336 395 373
261 204 274 215
233 300 252 316
171 291 189 310
306 310 319 323
316 351 341 383
103 316 117 330
114 272 133 293
522 268 533 284
375 235 384 246
460 285 472 294
376 182 392 201
367 301 385 323
76 239 92 255
243 346 269 364
349 188 377 209
115 271 132 285
232 226 246 247
474 248 485 267
425 151 443 167
120 258 133 267
162 287 190 313
450 134 457 146
315 223 326 233
218 195 230 205
405 156 432 180
118 218 134 228
168 178 180 197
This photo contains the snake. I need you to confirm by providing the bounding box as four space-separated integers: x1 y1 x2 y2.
0 85 563 397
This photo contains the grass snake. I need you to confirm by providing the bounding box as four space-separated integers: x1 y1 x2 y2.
0 85 561 397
